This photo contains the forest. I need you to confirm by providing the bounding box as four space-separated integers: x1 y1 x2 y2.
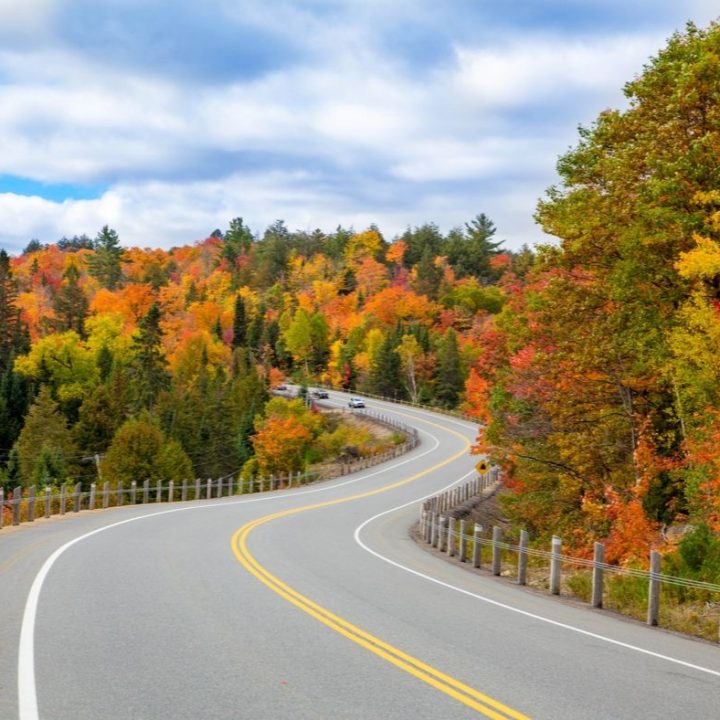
0 213 512 494
3 22 720 577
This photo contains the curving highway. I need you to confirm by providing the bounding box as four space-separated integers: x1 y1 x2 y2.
1 393 719 719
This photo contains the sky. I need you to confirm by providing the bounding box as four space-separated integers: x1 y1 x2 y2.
0 1 717 254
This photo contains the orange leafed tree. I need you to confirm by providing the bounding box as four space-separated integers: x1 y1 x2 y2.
252 415 312 477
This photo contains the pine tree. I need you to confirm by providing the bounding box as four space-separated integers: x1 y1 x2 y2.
88 225 125 290
0 365 33 453
413 246 443 299
444 213 503 282
51 264 89 337
232 294 247 349
369 330 405 399
0 250 33 453
222 217 254 268
0 250 20 370
129 303 170 411
247 303 265 355
15 386 77 486
435 328 464 408
97 344 114 383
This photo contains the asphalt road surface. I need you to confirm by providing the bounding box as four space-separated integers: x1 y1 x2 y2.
1 393 719 719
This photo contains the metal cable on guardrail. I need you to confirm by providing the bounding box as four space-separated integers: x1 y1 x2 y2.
420 467 720 635
441 521 720 593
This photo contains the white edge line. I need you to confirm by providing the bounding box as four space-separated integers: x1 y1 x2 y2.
17 425 442 720
353 473 720 680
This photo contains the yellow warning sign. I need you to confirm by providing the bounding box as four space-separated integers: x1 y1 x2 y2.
476 460 489 473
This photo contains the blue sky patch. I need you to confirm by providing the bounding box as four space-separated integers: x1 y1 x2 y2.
0 176 105 202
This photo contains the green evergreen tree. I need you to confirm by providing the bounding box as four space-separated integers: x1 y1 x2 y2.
0 253 33 450
232 294 247 349
255 220 290 288
73 376 128 454
0 250 21 370
129 303 170 411
97 344 114 383
88 225 125 290
15 386 77 486
435 328 464 408
412 246 443 299
369 330 405 399
400 223 444 268
51 264 89 337
222 217 254 269
444 213 503 282
247 303 265 354
0 365 33 453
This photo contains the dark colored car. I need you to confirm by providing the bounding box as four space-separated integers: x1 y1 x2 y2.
312 389 329 399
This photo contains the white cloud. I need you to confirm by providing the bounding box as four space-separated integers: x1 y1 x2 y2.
0 0 55 39
0 166 553 256
452 34 663 108
0 4 705 256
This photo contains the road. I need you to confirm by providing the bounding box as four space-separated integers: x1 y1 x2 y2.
1 393 719 719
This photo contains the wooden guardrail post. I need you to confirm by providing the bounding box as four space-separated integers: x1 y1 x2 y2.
13 486 22 525
647 550 661 626
116 481 123 507
550 535 562 595
44 487 51 518
102 481 110 509
168 480 174 503
156 479 162 502
195 478 200 500
458 520 467 563
130 480 137 505
143 479 150 504
60 484 67 515
206 478 212 499
181 479 188 502
473 523 483 568
592 542 604 608
89 483 96 511
28 486 36 522
518 530 529 585
492 526 502 576
73 482 81 512
438 516 447 552
447 517 456 557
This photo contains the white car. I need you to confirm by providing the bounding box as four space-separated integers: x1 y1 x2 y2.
348 397 365 408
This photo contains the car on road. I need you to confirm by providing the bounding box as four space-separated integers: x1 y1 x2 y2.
348 397 365 408
312 389 329 399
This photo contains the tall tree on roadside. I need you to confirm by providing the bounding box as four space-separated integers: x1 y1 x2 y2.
15 386 77 486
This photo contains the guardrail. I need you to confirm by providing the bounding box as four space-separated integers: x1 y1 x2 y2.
419 471 720 637
0 409 419 531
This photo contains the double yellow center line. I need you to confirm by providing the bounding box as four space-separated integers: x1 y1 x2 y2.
230 416 529 719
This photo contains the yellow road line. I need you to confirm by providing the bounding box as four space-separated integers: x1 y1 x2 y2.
230 414 530 719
